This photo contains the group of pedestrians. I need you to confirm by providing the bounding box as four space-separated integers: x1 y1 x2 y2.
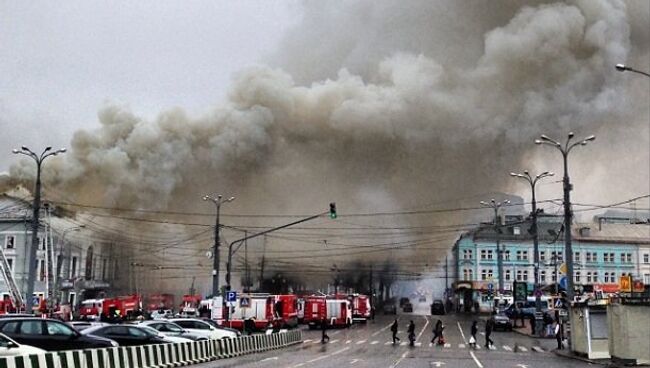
390 319 445 347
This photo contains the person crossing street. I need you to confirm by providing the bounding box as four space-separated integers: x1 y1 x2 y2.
407 320 416 346
391 319 400 344
485 318 494 349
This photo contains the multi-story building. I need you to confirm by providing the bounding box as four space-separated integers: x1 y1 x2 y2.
452 212 650 310
0 193 125 310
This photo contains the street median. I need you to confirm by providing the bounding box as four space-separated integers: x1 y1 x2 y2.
0 330 302 368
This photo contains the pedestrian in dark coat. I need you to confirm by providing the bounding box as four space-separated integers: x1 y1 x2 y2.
469 321 478 348
485 319 494 348
407 320 416 346
391 319 400 344
431 319 444 345
321 318 329 343
554 321 563 350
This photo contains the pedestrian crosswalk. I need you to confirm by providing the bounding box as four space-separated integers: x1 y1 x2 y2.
303 339 545 353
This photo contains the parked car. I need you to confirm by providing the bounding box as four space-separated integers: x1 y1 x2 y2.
399 298 410 307
168 318 238 340
402 302 413 313
138 320 207 341
82 325 167 346
137 325 193 343
490 313 513 331
418 295 427 303
430 300 446 315
67 321 108 332
0 318 117 351
0 332 45 356
200 318 241 337
150 309 174 320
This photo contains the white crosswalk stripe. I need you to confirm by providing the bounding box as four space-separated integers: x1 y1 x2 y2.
458 344 465 349
532 346 545 352
502 345 512 351
370 341 379 345
330 339 339 344
303 339 312 343
345 340 352 344
356 340 366 345
415 342 422 347
518 346 528 352
400 342 407 346
429 343 433 347
444 343 451 348
385 342 392 345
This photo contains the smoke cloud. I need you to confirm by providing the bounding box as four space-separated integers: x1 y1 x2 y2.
4 0 649 293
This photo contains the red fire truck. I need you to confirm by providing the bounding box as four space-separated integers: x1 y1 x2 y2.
180 295 202 316
222 293 280 331
304 295 352 329
146 293 175 312
350 294 372 322
79 299 104 320
119 294 142 318
273 294 299 328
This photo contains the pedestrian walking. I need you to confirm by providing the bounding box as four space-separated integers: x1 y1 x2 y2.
484 319 494 348
321 318 329 343
554 321 563 350
391 319 400 344
431 319 444 345
469 321 478 348
407 320 416 346
529 314 536 335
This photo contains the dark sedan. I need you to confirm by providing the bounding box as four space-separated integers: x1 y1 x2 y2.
82 325 167 346
0 318 117 351
490 313 513 331
430 300 446 315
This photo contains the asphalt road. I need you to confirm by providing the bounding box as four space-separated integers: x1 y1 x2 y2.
196 301 592 368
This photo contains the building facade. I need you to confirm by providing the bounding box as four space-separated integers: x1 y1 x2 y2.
452 212 650 309
0 194 125 310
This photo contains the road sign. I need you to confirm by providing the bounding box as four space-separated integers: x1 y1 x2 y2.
226 291 237 302
559 276 567 290
514 281 527 301
559 263 567 274
240 297 250 308
487 283 494 291
534 288 542 298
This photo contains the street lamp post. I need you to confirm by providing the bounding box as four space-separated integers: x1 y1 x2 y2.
12 146 66 313
615 64 650 78
203 194 235 297
536 132 595 300
480 199 510 293
331 264 341 295
510 170 554 313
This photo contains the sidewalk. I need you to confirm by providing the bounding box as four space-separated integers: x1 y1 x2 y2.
511 324 554 339
552 348 613 366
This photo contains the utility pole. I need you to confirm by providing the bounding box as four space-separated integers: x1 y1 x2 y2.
12 146 66 313
203 194 235 297
243 232 249 292
481 199 510 293
445 256 449 291
259 236 266 290
536 132 595 300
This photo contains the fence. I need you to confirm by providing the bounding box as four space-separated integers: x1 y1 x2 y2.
0 330 302 368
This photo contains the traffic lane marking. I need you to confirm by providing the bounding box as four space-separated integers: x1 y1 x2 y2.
331 347 350 356
307 355 328 363
470 351 484 368
457 321 467 343
416 315 429 342
356 340 366 345
390 350 410 368
260 357 278 362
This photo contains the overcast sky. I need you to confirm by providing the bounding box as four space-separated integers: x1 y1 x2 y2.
0 1 297 171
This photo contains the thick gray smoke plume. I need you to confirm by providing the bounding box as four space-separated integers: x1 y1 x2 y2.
4 0 649 292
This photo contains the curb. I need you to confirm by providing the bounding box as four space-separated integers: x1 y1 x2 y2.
552 349 610 366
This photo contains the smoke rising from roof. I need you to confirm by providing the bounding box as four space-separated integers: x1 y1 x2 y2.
3 0 648 292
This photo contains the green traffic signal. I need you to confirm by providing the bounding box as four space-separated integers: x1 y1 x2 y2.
329 202 337 219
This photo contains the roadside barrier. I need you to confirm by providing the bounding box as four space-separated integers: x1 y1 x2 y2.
0 330 301 368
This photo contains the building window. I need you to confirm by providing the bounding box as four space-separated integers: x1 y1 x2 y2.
610 272 616 283
4 236 15 249
540 251 546 262
481 250 487 260
504 250 510 261
486 250 493 260
626 253 632 263
586 252 592 262
604 253 613 263
522 251 528 261
487 269 493 279
644 274 650 284
513 226 521 235
463 269 474 281
70 257 78 278
593 272 599 283
6 259 13 275
552 251 562 261
85 247 94 281
39 237 46 251
102 259 107 280
37 259 45 281
604 272 610 283
552 270 558 282
505 269 511 281
516 270 522 281
586 272 592 283
575 272 581 283
574 252 580 262
516 251 522 261
481 269 487 281
540 270 546 282
463 249 473 260
644 254 649 264
523 270 528 281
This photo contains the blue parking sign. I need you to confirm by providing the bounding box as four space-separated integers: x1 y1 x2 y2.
226 291 237 302
488 283 493 291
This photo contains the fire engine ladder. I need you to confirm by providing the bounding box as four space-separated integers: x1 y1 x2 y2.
0 246 24 309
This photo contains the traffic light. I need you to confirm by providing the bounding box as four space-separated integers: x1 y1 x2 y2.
329 202 337 219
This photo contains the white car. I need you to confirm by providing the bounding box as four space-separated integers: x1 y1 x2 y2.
138 320 206 341
168 319 237 340
0 333 46 356
137 325 193 344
